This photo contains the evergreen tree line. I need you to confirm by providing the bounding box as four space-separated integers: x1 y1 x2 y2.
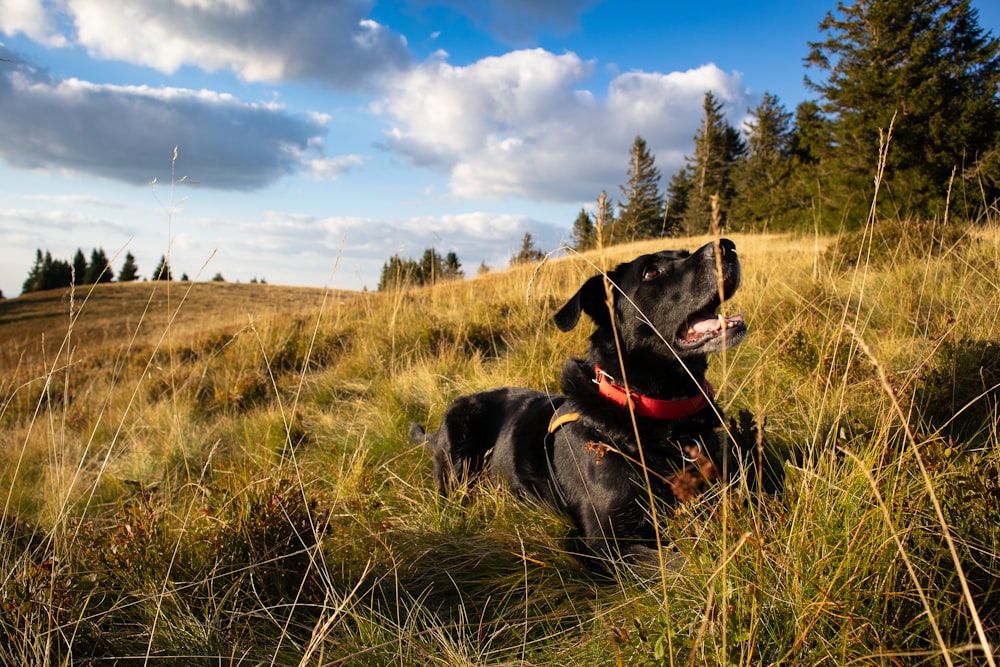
573 0 1000 249
377 248 463 291
21 249 178 294
376 232 549 291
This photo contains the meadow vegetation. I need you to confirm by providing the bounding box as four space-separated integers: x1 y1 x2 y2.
1 217 999 665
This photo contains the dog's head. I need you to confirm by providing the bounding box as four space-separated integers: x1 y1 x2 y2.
553 239 746 358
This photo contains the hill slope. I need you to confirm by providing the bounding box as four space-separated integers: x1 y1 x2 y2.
0 280 347 371
2 230 999 666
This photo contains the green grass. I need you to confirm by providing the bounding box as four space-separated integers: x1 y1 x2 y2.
1 222 998 665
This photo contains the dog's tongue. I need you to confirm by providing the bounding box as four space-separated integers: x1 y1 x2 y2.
683 313 744 341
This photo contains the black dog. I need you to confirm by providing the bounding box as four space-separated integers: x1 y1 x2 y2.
411 239 747 565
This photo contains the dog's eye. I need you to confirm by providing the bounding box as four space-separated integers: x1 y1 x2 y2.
642 266 660 281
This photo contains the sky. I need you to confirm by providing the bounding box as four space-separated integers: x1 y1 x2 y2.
1 1 998 296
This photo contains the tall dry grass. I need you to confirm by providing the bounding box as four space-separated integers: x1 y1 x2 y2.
1 214 998 664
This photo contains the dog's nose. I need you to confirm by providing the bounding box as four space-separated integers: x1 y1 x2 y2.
702 238 736 257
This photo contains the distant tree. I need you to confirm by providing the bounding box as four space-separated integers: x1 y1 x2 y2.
377 248 463 291
83 247 112 284
211 272 225 282
618 136 665 240
443 251 463 279
180 273 189 281
571 208 597 251
378 254 412 291
118 252 140 282
789 100 832 167
683 91 746 233
663 169 693 235
72 248 88 285
419 248 444 283
43 252 72 290
587 191 620 245
731 92 798 230
510 232 545 265
22 250 44 294
152 255 173 281
22 250 73 294
806 0 1000 219
478 261 490 276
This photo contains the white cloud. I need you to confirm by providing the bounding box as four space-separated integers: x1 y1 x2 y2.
306 154 367 181
0 48 335 190
376 50 746 202
0 0 65 46
13 0 411 88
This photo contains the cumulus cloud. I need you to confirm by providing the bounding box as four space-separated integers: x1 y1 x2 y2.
0 47 355 190
376 49 746 202
0 0 65 45
0 0 411 88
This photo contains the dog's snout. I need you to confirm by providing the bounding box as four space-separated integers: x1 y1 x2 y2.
697 238 736 258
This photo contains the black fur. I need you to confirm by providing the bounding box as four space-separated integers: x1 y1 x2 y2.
412 239 747 565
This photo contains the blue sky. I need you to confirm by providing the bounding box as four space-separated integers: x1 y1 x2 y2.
1 0 997 296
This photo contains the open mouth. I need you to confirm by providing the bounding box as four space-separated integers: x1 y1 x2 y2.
675 272 747 350
678 309 746 348
674 257 746 350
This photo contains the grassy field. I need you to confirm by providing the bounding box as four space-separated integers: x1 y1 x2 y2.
1 221 998 665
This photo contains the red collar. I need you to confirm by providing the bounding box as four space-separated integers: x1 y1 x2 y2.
593 365 713 420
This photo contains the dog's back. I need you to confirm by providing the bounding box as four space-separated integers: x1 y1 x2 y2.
413 388 563 500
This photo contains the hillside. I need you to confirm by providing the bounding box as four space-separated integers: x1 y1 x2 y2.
0 280 348 372
2 229 999 665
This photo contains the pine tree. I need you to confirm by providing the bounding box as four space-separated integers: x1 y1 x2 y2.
571 208 597 250
22 249 44 294
664 169 693 235
790 100 832 166
511 233 545 265
118 252 139 282
72 249 88 285
618 136 665 240
377 248 462 291
152 255 173 281
378 254 413 291
41 251 72 291
683 92 746 233
442 251 463 279
731 92 798 230
806 0 1000 219
419 248 444 283
590 191 618 245
83 248 112 284
22 249 72 293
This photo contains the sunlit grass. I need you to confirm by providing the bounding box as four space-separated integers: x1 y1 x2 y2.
1 217 998 664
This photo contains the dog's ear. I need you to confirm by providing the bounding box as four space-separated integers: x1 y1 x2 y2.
553 273 614 331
